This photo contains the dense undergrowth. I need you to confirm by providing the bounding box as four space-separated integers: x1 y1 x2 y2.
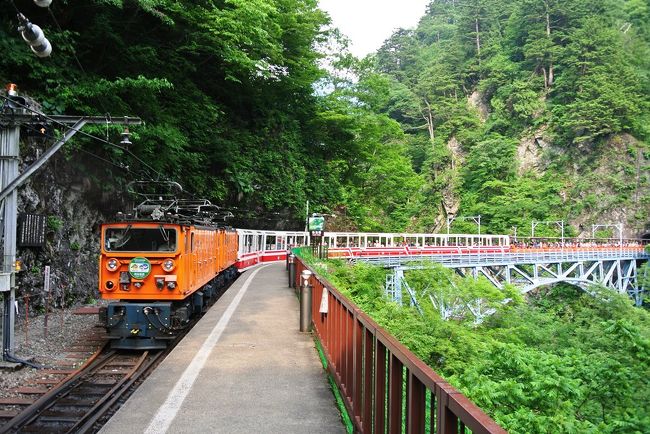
301 252 650 433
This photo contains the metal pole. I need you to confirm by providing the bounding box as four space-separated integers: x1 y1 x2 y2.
477 215 481 235
1 125 19 361
299 270 312 332
619 223 623 254
288 253 295 290
0 99 141 362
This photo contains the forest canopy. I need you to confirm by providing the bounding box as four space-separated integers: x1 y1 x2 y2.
0 0 647 233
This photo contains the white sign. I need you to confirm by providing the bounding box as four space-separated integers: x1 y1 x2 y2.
0 273 11 292
44 265 50 292
319 288 329 314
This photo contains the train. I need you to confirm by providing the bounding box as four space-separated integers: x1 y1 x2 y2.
98 196 310 350
98 196 644 350
98 199 240 349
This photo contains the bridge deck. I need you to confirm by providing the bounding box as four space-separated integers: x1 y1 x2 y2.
100 263 344 434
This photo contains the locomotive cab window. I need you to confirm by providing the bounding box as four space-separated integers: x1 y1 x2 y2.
104 226 178 252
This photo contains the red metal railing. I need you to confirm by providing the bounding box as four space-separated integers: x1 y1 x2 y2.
294 257 506 434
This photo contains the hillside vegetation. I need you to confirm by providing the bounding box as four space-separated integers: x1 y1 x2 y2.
0 0 647 234
307 256 650 433
1 2 648 429
344 0 650 234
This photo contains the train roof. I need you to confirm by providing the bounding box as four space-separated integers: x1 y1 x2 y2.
102 197 234 229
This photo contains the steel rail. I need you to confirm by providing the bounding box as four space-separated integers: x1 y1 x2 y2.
0 348 117 433
69 351 152 433
0 348 167 434
0 294 215 434
0 342 110 433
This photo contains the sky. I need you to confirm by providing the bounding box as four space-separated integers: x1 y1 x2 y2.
318 0 430 58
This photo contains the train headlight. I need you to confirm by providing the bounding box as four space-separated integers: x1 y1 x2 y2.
162 258 175 272
167 281 177 290
134 282 143 289
105 281 115 291
106 258 119 271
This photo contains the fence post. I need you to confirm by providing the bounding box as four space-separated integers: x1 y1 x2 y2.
300 270 313 332
288 253 295 289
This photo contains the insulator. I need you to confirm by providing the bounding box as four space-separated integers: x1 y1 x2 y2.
21 23 45 46
120 127 132 146
31 38 52 58
17 15 52 58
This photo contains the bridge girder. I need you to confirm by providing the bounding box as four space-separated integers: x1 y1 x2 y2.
450 258 643 305
366 251 647 306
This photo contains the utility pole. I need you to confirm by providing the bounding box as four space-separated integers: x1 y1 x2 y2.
447 215 481 235
1 124 19 362
0 85 141 363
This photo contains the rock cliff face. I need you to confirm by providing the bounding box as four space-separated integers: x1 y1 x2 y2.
516 127 551 176
469 82 649 239
14 144 125 313
514 128 649 238
563 133 650 238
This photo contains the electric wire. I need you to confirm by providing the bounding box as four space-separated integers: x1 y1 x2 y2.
0 94 165 181
46 6 89 77
6 0 20 14
9 0 106 112
20 121 149 181
1 100 281 220
1 101 295 225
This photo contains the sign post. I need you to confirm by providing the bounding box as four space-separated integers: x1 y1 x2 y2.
308 215 325 258
43 265 50 337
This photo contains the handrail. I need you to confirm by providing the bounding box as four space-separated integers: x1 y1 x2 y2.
294 256 506 434
337 248 649 268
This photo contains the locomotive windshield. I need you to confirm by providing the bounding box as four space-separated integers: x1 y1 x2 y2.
104 226 178 252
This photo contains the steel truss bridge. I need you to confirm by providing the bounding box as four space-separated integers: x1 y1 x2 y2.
344 248 649 305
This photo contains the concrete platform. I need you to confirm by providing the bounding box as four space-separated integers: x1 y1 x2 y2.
100 263 345 434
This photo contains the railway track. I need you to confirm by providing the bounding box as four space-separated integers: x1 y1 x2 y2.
1 276 236 433
0 345 166 434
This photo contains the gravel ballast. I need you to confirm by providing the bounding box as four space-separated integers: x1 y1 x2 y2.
0 304 104 398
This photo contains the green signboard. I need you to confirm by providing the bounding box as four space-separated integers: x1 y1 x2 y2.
129 257 151 279
308 216 325 232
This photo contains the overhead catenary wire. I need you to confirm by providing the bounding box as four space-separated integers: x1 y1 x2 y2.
1 99 296 226
20 122 146 179
0 94 165 182
0 97 238 219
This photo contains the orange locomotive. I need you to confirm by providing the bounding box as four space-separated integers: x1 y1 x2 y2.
98 199 238 349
